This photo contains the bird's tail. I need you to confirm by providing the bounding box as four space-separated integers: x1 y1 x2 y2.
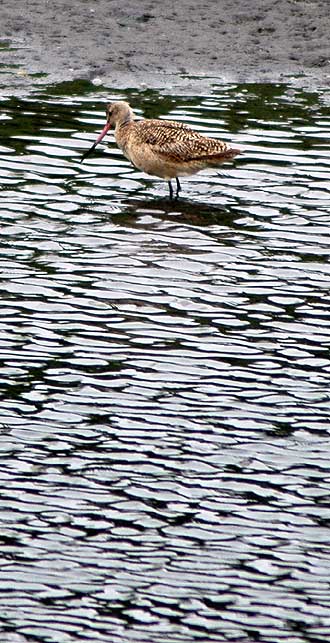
218 147 242 160
203 146 242 166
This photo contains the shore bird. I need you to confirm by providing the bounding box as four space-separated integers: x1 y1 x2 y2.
81 101 241 199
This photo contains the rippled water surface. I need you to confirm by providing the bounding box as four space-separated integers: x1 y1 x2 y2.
1 81 330 642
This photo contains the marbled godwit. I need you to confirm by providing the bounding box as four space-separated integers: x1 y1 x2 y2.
81 101 241 199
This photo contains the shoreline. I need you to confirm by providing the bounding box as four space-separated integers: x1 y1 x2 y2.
1 0 330 96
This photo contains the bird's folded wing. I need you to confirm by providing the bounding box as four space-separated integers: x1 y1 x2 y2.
134 120 230 163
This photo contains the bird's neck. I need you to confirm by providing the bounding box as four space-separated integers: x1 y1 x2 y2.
117 109 134 129
115 119 133 150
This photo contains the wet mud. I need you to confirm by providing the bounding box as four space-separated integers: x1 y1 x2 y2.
0 0 330 95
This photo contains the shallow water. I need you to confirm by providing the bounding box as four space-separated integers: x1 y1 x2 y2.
0 81 330 643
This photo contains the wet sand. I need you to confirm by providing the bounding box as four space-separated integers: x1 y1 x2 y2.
1 0 330 95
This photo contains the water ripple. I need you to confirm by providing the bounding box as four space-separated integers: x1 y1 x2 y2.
0 82 330 643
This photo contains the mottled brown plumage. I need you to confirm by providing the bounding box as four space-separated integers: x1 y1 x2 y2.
81 101 241 199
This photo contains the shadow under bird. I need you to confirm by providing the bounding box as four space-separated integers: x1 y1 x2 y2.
81 101 241 199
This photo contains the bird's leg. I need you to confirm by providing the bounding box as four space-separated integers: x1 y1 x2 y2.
175 177 181 199
168 181 174 200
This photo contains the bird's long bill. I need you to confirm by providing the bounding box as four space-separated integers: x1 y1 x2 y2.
80 122 111 162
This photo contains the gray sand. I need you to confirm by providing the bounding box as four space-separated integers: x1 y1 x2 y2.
1 0 330 95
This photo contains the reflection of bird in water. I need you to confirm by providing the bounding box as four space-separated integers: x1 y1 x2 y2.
81 101 241 200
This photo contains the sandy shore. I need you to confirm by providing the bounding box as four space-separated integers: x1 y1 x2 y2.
1 0 330 95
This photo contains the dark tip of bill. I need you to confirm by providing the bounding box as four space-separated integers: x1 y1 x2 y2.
80 142 97 163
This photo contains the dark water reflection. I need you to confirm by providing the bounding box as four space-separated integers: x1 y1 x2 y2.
0 82 330 642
